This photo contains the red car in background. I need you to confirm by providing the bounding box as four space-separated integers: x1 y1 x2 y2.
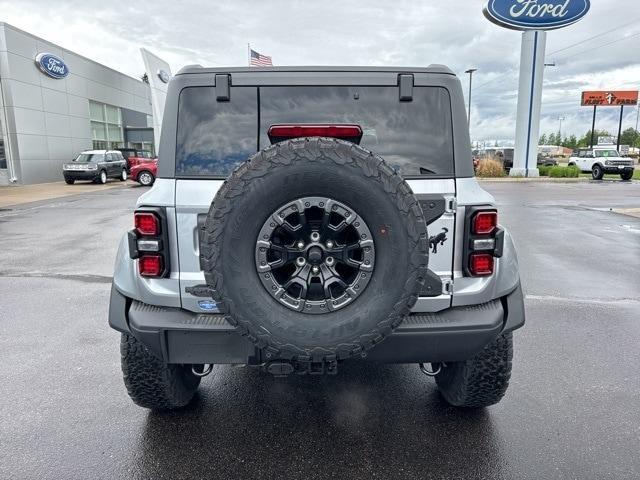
117 148 157 186
117 148 156 171
129 157 157 186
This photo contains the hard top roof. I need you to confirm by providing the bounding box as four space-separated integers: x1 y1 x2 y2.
176 64 455 76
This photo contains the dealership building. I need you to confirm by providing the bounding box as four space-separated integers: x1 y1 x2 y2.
0 23 160 185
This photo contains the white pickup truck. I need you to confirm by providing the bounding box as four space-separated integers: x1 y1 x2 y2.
568 147 635 180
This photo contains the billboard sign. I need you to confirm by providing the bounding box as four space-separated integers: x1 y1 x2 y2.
483 0 590 31
581 91 638 106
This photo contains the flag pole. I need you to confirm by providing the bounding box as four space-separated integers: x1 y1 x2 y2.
247 43 250 67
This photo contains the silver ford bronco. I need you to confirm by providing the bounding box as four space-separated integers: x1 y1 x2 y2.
108 66 525 410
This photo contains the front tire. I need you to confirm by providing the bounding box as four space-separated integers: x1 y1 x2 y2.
64 179 75 185
119 169 127 181
592 164 604 180
435 333 513 408
620 170 634 181
120 333 201 410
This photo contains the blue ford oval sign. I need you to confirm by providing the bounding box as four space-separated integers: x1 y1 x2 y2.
35 53 69 79
484 0 590 30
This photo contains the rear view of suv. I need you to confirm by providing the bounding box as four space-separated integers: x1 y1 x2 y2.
109 66 525 411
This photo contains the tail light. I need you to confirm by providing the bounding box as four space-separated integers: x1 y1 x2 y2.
472 211 497 235
128 208 170 278
464 207 504 277
135 212 159 236
268 124 363 144
139 254 163 277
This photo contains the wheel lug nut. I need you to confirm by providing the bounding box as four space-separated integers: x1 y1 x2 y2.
310 232 320 242
297 241 305 249
312 266 319 275
326 257 334 266
326 240 334 249
296 257 306 266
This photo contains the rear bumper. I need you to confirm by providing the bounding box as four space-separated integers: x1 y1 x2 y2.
109 283 525 365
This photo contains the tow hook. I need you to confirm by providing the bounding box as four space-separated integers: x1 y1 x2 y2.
419 362 445 377
191 364 213 377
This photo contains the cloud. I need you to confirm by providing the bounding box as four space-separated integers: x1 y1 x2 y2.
1 0 638 141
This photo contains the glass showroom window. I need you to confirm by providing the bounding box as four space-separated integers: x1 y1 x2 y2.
90 101 124 150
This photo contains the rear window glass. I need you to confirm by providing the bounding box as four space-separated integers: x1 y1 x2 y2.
175 85 454 177
260 86 453 176
176 87 257 176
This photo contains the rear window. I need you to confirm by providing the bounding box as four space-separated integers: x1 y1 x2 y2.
175 85 454 177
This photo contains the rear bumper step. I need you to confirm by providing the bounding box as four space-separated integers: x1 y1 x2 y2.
109 284 524 365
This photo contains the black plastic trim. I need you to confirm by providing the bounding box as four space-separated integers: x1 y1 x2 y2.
416 194 447 226
118 295 520 364
108 285 130 333
398 74 413 101
215 74 230 101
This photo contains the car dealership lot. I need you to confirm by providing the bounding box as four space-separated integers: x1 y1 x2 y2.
0 181 638 480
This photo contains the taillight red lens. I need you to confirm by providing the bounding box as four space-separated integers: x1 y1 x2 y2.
138 254 163 277
469 253 494 276
135 212 159 236
268 124 363 140
472 211 497 235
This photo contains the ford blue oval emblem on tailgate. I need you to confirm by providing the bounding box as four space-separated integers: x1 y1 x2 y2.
198 300 219 312
483 0 590 30
35 53 69 79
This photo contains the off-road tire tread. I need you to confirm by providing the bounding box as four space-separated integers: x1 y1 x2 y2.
120 333 200 410
435 332 513 408
201 137 429 363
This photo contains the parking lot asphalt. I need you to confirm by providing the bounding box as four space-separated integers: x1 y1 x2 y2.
0 180 639 480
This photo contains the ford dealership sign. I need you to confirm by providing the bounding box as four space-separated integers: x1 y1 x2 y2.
35 53 69 79
483 0 590 30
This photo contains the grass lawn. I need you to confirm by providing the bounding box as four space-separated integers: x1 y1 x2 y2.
578 170 640 180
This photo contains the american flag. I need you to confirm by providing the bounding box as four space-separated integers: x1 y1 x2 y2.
250 48 273 67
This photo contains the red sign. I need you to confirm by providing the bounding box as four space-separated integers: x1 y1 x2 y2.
581 91 638 106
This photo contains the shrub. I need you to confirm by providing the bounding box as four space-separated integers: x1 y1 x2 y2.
566 165 580 177
538 165 551 176
548 165 580 178
476 158 505 177
548 166 565 177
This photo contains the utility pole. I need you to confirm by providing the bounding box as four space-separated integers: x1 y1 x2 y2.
558 116 565 140
465 68 477 128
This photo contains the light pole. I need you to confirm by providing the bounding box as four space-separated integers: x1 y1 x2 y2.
465 68 477 128
558 116 565 142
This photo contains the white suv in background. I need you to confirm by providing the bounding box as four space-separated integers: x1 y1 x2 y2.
568 147 635 180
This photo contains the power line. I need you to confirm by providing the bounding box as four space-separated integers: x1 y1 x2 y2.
548 17 640 55
552 31 640 61
474 20 640 92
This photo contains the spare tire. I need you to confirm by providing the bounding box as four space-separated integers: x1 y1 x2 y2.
201 137 428 363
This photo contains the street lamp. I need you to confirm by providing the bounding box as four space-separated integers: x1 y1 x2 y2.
558 116 565 141
465 68 477 128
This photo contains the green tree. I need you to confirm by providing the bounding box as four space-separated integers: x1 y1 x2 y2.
619 127 639 147
577 129 611 147
539 133 548 145
565 134 578 149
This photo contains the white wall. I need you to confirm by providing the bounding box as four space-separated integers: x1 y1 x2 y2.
0 23 153 184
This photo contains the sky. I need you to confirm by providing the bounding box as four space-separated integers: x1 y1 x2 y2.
2 0 638 143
